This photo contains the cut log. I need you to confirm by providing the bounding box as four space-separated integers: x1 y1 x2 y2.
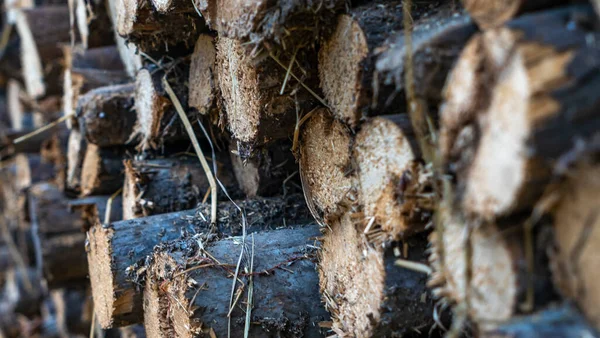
482 304 599 338
66 128 88 194
319 213 435 337
87 194 311 328
145 224 329 338
230 140 298 197
121 156 239 220
115 0 206 53
440 5 600 220
551 162 600 330
299 109 354 221
105 0 143 77
50 287 93 336
39 128 69 191
1 268 43 316
188 34 218 118
354 115 435 240
319 1 470 127
131 67 193 150
6 79 28 130
63 46 129 125
13 153 55 191
427 212 556 330
28 183 88 286
74 0 115 49
463 0 565 30
216 36 317 155
80 144 126 196
196 0 342 46
77 84 136 147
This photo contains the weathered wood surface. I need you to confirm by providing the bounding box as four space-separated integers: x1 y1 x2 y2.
88 194 311 328
80 144 125 196
145 224 328 338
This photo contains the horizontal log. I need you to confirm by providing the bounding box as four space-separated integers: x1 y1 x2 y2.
299 109 354 221
145 224 329 337
440 4 600 220
216 36 317 155
50 287 94 336
88 194 311 328
122 156 240 220
66 128 87 194
319 212 436 336
354 115 434 240
77 84 136 147
80 144 126 196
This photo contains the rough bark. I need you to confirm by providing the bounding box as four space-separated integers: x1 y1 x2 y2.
63 46 129 124
230 140 298 197
87 194 311 328
131 66 194 150
551 162 600 330
216 36 317 156
440 5 600 220
196 0 343 47
188 34 219 118
115 0 206 54
28 183 88 287
299 109 354 222
463 0 565 30
77 84 136 147
483 304 600 338
427 212 556 331
353 115 435 241
319 1 470 127
145 225 329 338
80 144 126 196
121 156 240 220
319 213 436 337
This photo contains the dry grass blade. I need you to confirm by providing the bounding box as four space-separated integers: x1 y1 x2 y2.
244 234 255 338
280 49 297 95
269 52 328 108
0 21 13 61
103 188 122 225
162 77 217 226
394 258 432 275
13 113 75 144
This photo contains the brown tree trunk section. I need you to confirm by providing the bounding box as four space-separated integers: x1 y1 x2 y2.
463 0 565 30
230 140 298 197
77 84 136 147
114 0 206 53
28 183 88 287
319 1 473 127
121 156 239 220
319 213 436 337
353 115 434 241
63 46 129 122
299 109 354 222
188 34 219 118
440 5 600 220
482 304 599 338
75 0 115 49
66 128 87 194
87 194 311 328
196 0 342 47
551 162 600 331
216 36 317 157
427 211 556 331
145 225 329 338
132 66 194 150
80 144 125 196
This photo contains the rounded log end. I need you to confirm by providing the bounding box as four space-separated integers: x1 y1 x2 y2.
87 225 120 329
116 0 138 36
143 274 173 338
188 34 217 115
318 14 368 127
133 69 166 150
429 215 519 328
463 0 522 29
552 163 600 330
300 110 354 220
151 0 172 13
355 117 433 240
80 143 102 196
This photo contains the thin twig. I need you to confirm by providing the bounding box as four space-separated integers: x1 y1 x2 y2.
244 234 255 338
291 107 319 153
103 188 122 225
280 49 297 95
394 258 432 275
0 21 13 61
13 113 75 144
269 52 328 108
89 312 95 338
162 77 217 226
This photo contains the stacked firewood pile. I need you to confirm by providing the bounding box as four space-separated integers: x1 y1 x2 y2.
0 0 600 336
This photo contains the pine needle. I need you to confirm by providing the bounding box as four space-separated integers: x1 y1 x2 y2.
280 49 297 95
13 113 75 144
162 77 217 226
